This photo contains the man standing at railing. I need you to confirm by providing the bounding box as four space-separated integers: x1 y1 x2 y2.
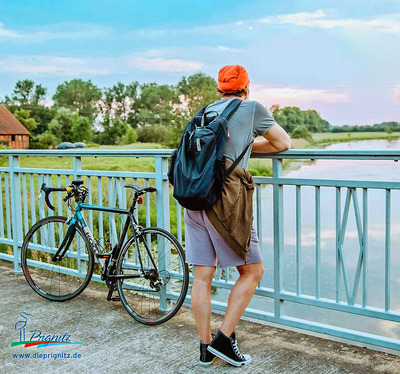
184 65 292 366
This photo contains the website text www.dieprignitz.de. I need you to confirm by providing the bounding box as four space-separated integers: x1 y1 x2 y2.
12 352 82 360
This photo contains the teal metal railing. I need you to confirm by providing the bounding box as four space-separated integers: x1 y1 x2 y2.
0 149 399 351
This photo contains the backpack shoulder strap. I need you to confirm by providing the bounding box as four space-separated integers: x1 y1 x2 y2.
219 98 242 120
224 140 253 180
196 106 207 117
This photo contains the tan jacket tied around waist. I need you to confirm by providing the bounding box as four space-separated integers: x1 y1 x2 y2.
205 161 254 262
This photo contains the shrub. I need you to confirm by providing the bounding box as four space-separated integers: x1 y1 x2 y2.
120 127 138 145
136 124 173 144
30 131 58 149
291 125 313 140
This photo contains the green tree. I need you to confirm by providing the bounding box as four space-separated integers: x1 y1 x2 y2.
71 116 93 142
177 73 219 118
102 82 139 126
53 79 101 118
161 73 220 147
292 125 313 140
94 116 129 145
6 105 56 137
136 124 173 143
30 131 58 149
6 79 47 105
13 108 38 132
384 125 393 135
134 83 179 128
273 106 330 134
49 108 93 143
120 126 138 145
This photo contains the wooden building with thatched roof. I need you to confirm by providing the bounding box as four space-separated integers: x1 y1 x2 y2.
0 105 29 149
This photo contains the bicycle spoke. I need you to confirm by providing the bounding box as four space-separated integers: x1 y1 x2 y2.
22 217 93 301
117 228 188 324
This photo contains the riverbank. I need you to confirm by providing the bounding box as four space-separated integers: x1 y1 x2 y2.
308 131 400 147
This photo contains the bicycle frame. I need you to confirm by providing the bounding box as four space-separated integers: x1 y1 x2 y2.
52 198 154 281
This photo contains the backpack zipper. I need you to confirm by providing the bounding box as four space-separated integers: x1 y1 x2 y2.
196 138 201 151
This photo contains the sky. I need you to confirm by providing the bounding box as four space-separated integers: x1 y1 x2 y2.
0 0 399 126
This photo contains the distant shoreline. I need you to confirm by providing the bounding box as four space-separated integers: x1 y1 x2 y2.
249 132 400 176
306 132 400 148
285 132 400 174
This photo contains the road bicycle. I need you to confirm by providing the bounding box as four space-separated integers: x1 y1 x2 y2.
21 180 189 325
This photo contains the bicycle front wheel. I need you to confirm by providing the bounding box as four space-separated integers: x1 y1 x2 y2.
21 216 94 301
116 227 189 325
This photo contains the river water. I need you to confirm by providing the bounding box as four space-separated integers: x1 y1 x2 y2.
221 139 400 340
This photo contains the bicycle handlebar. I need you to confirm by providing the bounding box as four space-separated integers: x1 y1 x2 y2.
40 183 67 211
40 182 155 211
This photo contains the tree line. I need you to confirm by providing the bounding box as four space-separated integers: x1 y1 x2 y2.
330 122 400 134
1 75 333 148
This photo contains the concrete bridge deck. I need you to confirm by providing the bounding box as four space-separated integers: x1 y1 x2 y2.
1 261 399 374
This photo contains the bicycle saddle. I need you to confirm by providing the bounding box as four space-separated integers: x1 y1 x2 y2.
124 184 156 193
71 180 84 186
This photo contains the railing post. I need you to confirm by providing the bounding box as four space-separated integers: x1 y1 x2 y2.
9 155 23 273
73 156 85 276
272 158 284 319
154 156 171 311
73 156 82 180
154 156 170 231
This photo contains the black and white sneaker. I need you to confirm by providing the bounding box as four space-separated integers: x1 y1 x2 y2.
207 330 252 367
199 334 216 366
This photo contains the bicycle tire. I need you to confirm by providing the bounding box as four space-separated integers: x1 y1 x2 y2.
116 227 189 325
21 216 94 301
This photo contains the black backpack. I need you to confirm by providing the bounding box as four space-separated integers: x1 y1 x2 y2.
168 99 252 210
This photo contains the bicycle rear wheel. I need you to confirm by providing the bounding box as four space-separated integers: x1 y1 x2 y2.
116 227 189 325
21 216 94 301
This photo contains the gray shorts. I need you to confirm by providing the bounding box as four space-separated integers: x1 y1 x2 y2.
184 209 263 268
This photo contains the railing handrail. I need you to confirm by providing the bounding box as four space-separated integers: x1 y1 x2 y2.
253 149 400 159
0 149 174 157
1 148 400 160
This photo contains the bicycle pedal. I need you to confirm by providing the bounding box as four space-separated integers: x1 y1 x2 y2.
111 296 120 302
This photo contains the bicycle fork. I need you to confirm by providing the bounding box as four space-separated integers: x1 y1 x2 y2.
52 219 77 262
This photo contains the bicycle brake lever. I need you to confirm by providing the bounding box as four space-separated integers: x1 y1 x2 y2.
37 191 43 201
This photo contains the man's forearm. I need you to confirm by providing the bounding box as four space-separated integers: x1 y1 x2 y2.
252 138 285 153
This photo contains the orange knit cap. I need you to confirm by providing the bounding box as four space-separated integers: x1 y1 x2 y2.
218 65 250 93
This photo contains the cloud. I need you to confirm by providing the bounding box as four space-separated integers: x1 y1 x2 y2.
259 10 400 34
0 22 27 38
0 22 112 41
251 85 349 106
129 57 203 73
0 56 114 75
0 54 204 76
216 45 242 53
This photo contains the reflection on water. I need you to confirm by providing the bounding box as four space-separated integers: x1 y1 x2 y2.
227 139 400 340
285 139 400 181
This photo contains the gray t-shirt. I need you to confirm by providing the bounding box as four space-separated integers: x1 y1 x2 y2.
204 98 277 170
